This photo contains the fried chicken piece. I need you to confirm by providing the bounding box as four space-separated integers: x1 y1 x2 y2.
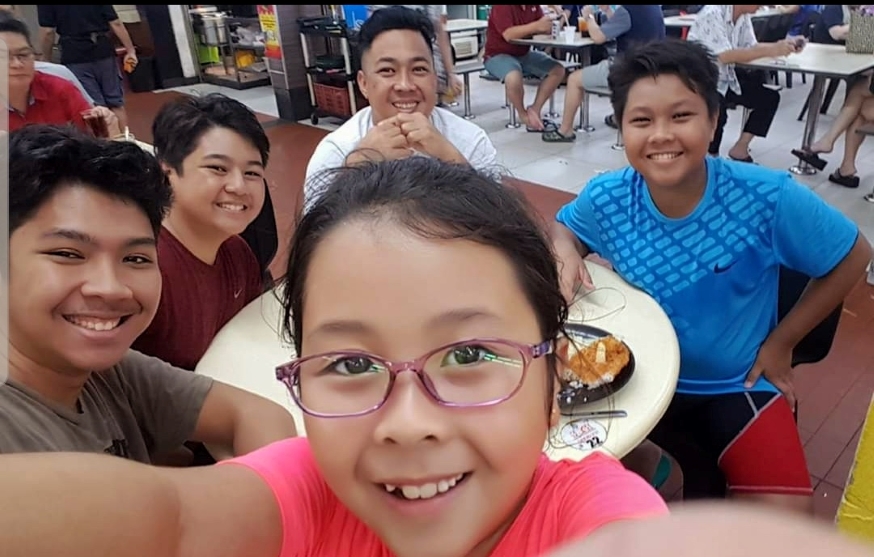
565 336 630 388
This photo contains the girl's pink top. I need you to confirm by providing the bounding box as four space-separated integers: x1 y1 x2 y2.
224 437 668 556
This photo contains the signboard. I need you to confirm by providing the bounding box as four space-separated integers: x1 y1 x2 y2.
257 5 281 60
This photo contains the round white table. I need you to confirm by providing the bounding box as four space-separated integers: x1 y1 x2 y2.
195 263 680 459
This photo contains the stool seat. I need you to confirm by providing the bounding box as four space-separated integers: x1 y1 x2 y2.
583 86 611 98
454 60 485 120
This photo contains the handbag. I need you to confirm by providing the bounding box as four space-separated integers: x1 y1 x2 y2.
846 10 874 54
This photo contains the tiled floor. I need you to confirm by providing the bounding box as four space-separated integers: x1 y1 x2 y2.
127 69 874 521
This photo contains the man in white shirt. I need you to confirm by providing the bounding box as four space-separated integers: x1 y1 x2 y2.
304 6 498 209
687 5 799 162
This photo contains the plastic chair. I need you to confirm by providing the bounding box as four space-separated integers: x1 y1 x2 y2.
777 266 843 368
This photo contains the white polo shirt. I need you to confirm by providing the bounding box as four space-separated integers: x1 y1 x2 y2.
303 106 499 210
687 5 758 96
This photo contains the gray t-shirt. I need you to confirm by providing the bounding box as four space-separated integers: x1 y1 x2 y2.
0 350 214 463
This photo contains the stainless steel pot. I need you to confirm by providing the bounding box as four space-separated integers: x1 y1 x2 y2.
202 14 228 46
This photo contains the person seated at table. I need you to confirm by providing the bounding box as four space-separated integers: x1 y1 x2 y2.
811 4 854 45
132 93 268 373
0 10 116 135
821 95 874 189
1 124 297 462
790 77 874 189
777 5 822 38
687 4 800 163
0 157 669 557
304 6 497 210
790 5 873 188
550 38 872 514
482 4 567 132
542 5 666 142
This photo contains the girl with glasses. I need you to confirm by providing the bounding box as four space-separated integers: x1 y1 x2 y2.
0 157 667 557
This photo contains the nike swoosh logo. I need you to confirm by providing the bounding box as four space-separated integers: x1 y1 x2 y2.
714 261 737 273
234 288 243 299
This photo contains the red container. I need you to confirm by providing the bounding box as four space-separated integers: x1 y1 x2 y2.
313 82 367 118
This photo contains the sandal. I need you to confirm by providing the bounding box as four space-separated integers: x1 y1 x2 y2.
526 118 557 133
542 129 576 143
828 169 860 189
790 148 827 171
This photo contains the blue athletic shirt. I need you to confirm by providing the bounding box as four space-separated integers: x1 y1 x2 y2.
556 157 858 395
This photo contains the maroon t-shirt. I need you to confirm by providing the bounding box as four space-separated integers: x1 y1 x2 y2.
484 4 544 59
132 227 264 371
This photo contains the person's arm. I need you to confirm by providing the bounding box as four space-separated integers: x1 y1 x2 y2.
587 6 632 45
770 235 870 350
688 8 786 64
121 351 297 458
551 185 611 297
829 23 851 42
717 42 791 64
819 5 850 42
109 18 136 52
551 181 610 262
551 218 592 260
0 452 281 557
768 180 873 351
104 5 136 61
494 5 551 42
778 5 801 15
192 381 298 457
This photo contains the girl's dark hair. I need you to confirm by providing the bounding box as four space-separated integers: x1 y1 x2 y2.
280 158 568 410
608 37 721 126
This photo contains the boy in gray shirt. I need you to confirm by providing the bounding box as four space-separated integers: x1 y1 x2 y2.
1 125 297 462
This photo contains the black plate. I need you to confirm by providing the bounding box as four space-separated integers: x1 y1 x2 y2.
557 323 635 416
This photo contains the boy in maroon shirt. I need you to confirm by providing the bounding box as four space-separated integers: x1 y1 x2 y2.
131 94 270 466
132 94 269 372
483 5 565 131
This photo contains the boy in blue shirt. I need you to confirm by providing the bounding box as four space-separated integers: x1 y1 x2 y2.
551 38 871 513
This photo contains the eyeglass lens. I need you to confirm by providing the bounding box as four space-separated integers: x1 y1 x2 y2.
291 340 527 416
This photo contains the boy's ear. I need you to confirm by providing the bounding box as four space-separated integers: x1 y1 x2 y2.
709 111 720 142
